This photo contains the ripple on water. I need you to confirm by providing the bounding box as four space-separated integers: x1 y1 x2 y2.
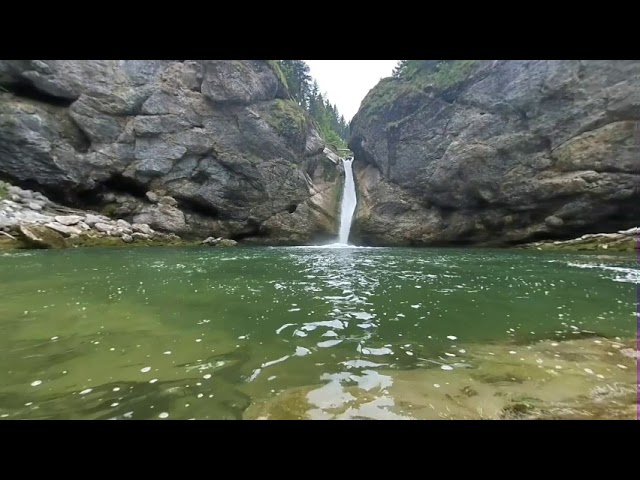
0 246 635 420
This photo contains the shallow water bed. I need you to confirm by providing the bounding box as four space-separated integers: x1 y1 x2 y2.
0 246 636 420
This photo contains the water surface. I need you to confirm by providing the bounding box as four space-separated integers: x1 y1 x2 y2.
0 246 636 419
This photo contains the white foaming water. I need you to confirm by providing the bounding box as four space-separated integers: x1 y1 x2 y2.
338 158 357 245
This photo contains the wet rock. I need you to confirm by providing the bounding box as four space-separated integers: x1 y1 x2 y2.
216 238 238 247
78 222 91 231
461 386 479 397
10 194 21 202
500 402 536 420
18 224 66 248
45 222 82 236
146 191 160 203
54 215 83 226
121 233 134 243
28 202 43 211
131 232 150 240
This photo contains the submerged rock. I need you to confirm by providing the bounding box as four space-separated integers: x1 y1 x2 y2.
243 336 636 420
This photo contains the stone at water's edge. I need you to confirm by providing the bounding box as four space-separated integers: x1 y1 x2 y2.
18 224 66 249
0 60 342 244
349 60 640 246
202 236 221 246
216 238 238 247
518 228 638 252
0 179 204 249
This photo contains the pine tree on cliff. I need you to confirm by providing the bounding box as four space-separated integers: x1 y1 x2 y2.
277 60 349 148
278 60 311 108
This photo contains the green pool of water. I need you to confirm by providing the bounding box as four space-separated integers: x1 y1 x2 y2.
0 246 636 420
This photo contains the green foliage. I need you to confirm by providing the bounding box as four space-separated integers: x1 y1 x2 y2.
275 60 350 148
0 183 7 200
266 99 308 143
278 60 311 108
392 60 478 89
357 77 423 119
427 60 477 89
360 60 479 121
266 60 288 90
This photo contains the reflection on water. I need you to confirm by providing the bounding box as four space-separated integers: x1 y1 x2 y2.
0 246 637 420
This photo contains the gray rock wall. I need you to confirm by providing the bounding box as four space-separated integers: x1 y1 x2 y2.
0 60 341 243
349 60 640 246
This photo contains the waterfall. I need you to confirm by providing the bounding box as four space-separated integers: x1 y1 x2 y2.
338 158 357 244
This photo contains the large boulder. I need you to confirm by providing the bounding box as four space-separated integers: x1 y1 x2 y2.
349 60 640 246
18 224 66 248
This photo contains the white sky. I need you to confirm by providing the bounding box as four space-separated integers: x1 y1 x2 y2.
304 60 399 121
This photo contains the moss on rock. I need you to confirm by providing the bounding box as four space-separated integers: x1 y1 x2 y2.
18 225 67 249
265 99 308 147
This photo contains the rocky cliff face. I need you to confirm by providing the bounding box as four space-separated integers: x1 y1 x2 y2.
0 60 341 244
349 60 639 246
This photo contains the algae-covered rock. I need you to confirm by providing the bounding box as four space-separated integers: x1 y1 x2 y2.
18 224 66 249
